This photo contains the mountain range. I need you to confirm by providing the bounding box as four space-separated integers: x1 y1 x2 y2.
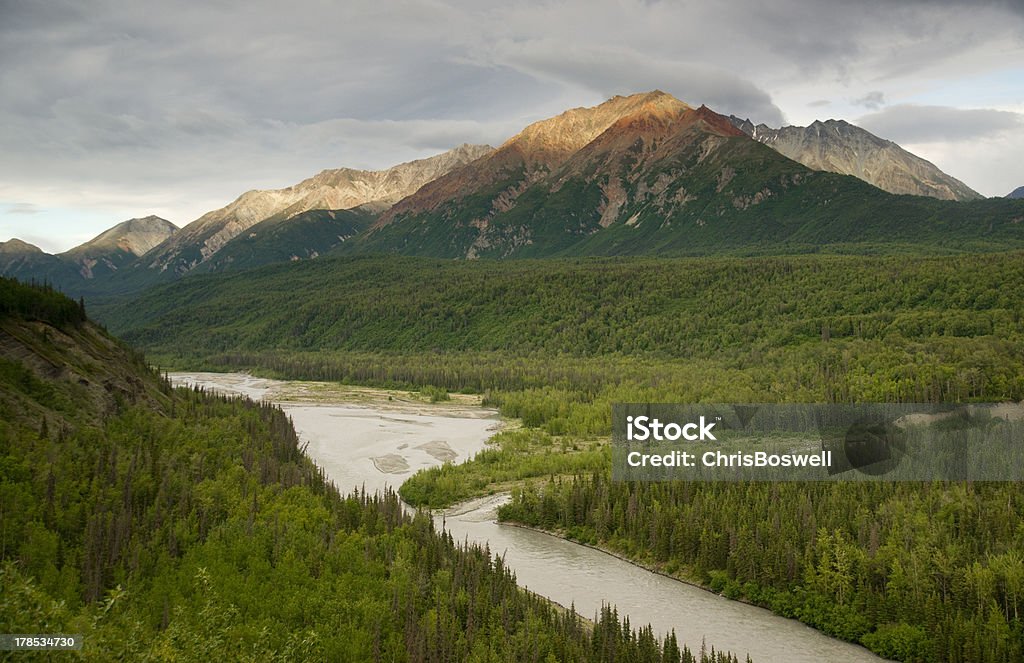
5 91 1023 296
1008 186 1024 199
359 92 1021 258
139 143 492 279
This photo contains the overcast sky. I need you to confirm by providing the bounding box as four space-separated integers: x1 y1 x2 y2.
2 0 1023 252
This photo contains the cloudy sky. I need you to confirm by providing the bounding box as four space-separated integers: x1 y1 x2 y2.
2 0 1023 252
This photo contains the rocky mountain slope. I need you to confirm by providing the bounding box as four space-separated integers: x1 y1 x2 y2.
141 143 493 277
1 216 177 293
60 215 177 279
728 117 981 201
9 93 1022 297
376 92 689 236
1008 186 1024 199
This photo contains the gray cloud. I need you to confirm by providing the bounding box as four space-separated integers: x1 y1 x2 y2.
5 203 41 215
858 105 1024 143
853 91 886 110
482 39 784 125
1 0 1024 241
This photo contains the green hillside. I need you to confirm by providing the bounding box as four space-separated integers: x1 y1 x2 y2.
90 247 1024 663
0 277 740 662
191 208 374 274
0 247 84 293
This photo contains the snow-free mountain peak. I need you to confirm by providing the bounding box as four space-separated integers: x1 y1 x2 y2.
727 116 981 201
0 238 45 254
63 216 178 259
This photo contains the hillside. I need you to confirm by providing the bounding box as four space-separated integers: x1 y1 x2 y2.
355 93 1023 258
378 93 687 229
95 248 1024 662
728 116 982 200
0 216 178 296
0 276 734 662
0 239 82 287
60 215 178 279
190 207 375 273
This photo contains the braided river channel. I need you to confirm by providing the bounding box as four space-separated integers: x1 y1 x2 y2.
171 372 886 663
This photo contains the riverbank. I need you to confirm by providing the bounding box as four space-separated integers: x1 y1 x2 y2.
495 516 887 660
171 369 494 415
439 493 886 663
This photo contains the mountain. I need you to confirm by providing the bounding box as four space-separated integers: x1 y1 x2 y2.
0 238 43 255
12 93 1023 295
1008 186 1024 199
355 92 1022 259
373 91 692 256
0 238 82 285
60 215 177 279
728 116 981 201
141 143 493 278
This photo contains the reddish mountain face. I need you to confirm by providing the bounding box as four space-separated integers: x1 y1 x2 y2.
363 92 789 257
375 91 692 228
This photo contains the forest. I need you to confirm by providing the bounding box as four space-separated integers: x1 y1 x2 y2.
105 252 1024 369
0 278 742 662
91 251 1024 661
499 477 1023 663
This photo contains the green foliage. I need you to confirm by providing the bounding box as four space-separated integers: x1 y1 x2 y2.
90 250 1024 662
499 476 1024 663
419 384 451 402
1 279 742 662
106 253 1024 401
0 276 86 328
399 429 606 508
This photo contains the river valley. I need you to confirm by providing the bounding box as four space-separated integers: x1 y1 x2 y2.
171 371 887 663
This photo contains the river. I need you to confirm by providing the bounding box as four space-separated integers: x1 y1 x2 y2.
172 372 886 663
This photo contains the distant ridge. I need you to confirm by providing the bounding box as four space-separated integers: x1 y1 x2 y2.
727 116 981 201
7 91 1024 297
1008 186 1024 199
141 143 494 278
0 238 44 255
